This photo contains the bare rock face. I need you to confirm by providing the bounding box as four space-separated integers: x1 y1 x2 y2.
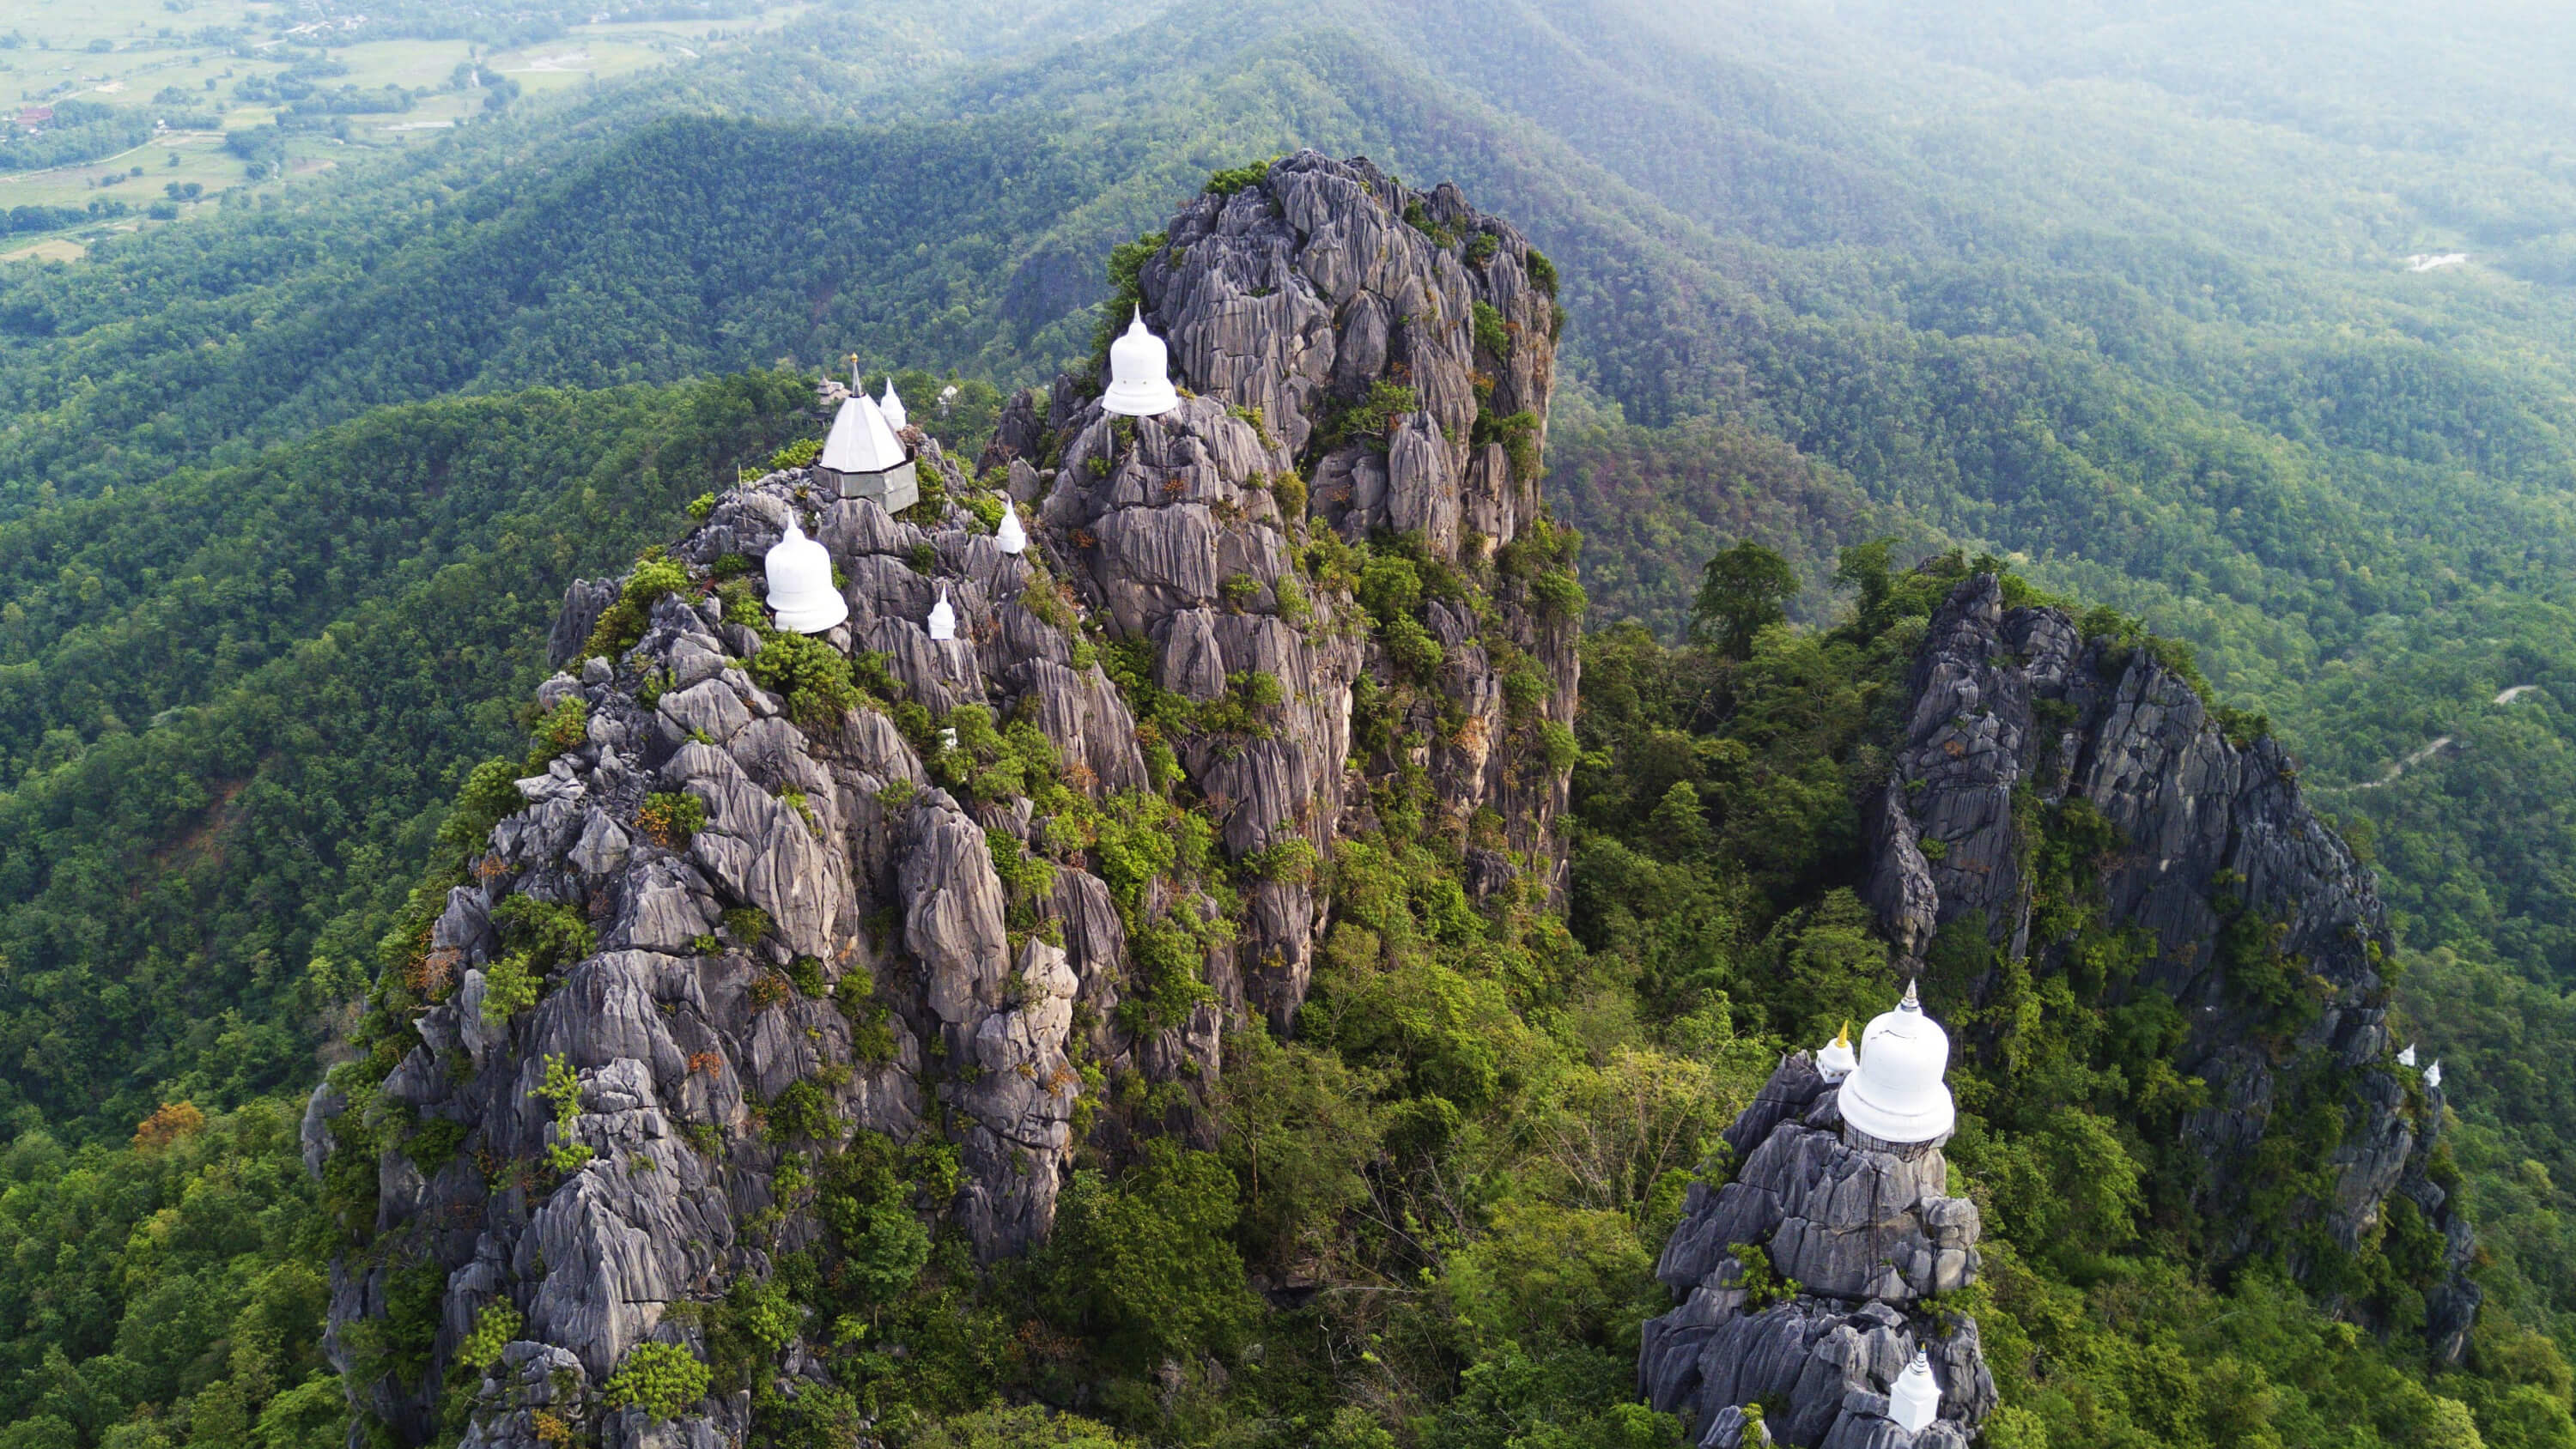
1861 574 2477 1361
1642 1054 1996 1449
318 154 1579 1448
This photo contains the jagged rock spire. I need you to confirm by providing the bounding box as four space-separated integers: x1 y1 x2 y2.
1854 572 2478 1364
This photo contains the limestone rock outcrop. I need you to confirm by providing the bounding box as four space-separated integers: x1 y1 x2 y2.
1861 574 2477 1361
315 152 1579 1449
986 149 1577 1025
1642 1053 1996 1449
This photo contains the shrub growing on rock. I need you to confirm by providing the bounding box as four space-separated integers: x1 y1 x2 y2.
602 1341 711 1421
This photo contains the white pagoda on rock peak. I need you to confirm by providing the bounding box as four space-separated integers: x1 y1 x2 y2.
763 524 847 634
1101 308 1180 417
1889 1347 1942 1433
1838 979 1957 1146
994 506 1027 555
926 585 956 642
878 377 908 433
818 361 919 511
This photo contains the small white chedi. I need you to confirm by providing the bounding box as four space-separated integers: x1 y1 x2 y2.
1101 307 1181 417
1836 979 1957 1145
1816 1019 1858 1083
763 524 848 634
1890 1347 1943 1433
994 506 1027 555
878 377 908 432
927 585 957 642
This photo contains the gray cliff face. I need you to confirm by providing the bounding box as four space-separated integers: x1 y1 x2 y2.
315 152 1573 1448
1642 1056 1996 1449
1862 575 2477 1359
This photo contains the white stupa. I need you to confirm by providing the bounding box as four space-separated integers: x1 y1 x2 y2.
878 377 908 432
1816 1020 1857 1084
1889 1348 1941 1433
2397 1043 2417 1068
2426 1058 2443 1089
818 361 919 509
926 585 956 642
995 506 1027 555
1837 980 1957 1145
763 524 847 634
1101 307 1181 417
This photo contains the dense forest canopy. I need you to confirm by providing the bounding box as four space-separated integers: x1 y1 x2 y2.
2 1 2575 1446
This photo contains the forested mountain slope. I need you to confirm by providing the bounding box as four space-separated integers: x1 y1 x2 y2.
0 0 2574 1443
0 375 814 1139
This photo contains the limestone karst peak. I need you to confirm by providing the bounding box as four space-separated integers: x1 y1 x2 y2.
316 149 1577 1449
1854 570 2479 1363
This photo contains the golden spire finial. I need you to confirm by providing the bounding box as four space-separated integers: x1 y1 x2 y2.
1832 1018 1852 1050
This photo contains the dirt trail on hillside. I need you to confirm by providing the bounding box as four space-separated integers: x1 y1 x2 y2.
2321 683 2543 792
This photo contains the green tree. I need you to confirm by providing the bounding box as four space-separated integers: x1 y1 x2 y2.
1047 1140 1261 1364
1691 541 1801 660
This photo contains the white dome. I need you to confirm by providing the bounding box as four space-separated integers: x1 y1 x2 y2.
1816 1020 1857 1083
879 378 908 433
927 585 956 642
995 507 1027 555
1101 307 1180 417
764 524 848 634
1890 1348 1941 1433
1838 980 1955 1145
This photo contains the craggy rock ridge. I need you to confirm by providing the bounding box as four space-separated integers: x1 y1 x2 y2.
311 152 1576 1449
988 149 1577 1028
1863 576 2477 1360
1641 1054 1997 1448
